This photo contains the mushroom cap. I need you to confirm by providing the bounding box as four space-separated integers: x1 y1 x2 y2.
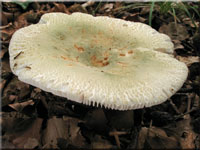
9 13 188 110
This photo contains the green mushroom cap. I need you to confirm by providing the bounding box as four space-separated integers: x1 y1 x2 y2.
9 13 188 110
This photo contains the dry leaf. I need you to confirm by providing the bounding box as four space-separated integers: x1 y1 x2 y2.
51 3 70 14
1 12 8 25
23 138 39 149
12 118 43 148
0 49 8 59
1 111 30 134
137 127 148 149
175 116 197 149
124 13 146 23
176 56 200 66
69 4 87 13
42 116 86 148
82 1 95 8
91 135 114 149
182 18 199 28
159 22 189 41
63 116 86 147
8 100 34 112
180 131 196 149
137 126 180 149
102 3 114 12
3 77 30 103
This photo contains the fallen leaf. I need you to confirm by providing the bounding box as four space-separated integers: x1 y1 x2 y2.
9 118 43 148
8 100 34 112
1 12 8 25
1 111 31 134
151 111 175 127
159 22 189 41
182 18 199 28
137 127 148 149
90 135 114 149
2 11 21 23
69 4 87 13
23 138 39 149
176 56 200 66
42 117 68 148
180 131 196 149
42 116 86 148
124 13 146 23
3 77 30 99
51 3 70 14
102 3 114 12
0 49 8 59
173 39 184 50
81 1 95 8
1 138 16 149
175 116 197 149
63 116 86 147
140 7 150 15
137 126 180 149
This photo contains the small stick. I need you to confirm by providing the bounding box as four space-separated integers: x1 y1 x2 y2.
109 129 122 148
169 98 181 114
109 131 128 136
175 94 199 120
82 1 95 8
0 22 12 30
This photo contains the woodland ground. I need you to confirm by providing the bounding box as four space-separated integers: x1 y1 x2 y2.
1 1 200 149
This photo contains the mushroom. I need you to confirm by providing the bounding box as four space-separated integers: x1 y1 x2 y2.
9 12 188 111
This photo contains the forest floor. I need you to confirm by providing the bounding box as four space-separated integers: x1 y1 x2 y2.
1 1 200 149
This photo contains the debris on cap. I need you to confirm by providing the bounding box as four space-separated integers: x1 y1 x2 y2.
9 13 188 110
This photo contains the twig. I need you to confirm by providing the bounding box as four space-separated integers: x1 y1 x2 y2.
192 94 199 109
0 22 13 30
109 131 128 136
82 1 95 8
187 93 195 113
169 98 181 114
175 94 199 120
109 129 126 148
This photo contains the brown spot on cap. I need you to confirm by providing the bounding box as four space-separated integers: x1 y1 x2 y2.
128 50 133 54
104 57 108 61
119 53 126 56
91 55 109 67
103 61 109 66
25 66 31 69
61 56 75 61
74 44 84 52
